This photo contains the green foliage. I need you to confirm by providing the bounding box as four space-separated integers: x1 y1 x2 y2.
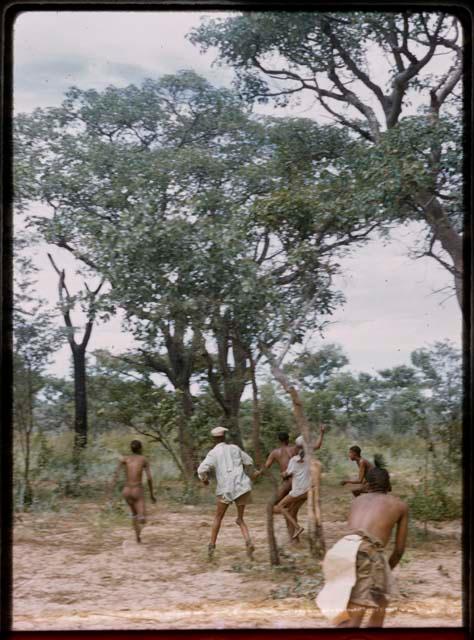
190 11 462 296
409 481 461 522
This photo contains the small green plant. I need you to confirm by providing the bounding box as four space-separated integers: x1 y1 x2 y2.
408 482 461 523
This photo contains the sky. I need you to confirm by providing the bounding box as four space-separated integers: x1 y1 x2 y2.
13 10 462 381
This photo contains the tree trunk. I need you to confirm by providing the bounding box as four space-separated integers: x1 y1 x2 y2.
418 192 463 310
177 387 199 492
266 351 325 559
266 499 280 566
23 368 34 509
249 353 262 466
72 345 88 454
222 410 244 449
308 459 325 557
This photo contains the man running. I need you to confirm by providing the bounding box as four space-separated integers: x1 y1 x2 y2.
272 435 311 539
317 461 408 628
110 439 156 543
341 445 374 497
254 426 325 540
198 426 256 560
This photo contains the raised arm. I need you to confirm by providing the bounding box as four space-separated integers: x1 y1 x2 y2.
312 424 326 450
389 504 409 569
144 459 156 503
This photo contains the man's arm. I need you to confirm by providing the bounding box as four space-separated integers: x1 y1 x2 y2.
341 460 367 485
282 458 295 479
253 451 276 478
389 504 409 569
144 459 156 503
197 451 215 484
312 424 326 451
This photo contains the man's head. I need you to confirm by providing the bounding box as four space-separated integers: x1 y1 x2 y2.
349 445 361 461
278 431 290 445
295 435 306 459
366 466 391 493
130 440 142 454
211 426 228 442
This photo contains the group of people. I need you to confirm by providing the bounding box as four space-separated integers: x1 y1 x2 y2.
110 426 408 628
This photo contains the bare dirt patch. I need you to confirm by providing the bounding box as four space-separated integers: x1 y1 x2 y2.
13 487 462 630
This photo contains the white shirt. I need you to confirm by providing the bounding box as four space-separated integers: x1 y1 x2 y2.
287 454 311 497
197 442 253 503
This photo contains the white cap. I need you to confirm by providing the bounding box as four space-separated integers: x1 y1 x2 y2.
295 435 305 447
211 426 229 437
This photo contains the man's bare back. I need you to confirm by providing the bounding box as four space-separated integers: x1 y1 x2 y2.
110 440 156 543
122 454 149 486
348 492 408 553
268 445 298 473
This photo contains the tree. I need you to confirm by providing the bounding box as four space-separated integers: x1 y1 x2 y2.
284 343 349 391
190 11 463 309
47 254 104 467
411 340 462 464
13 72 346 464
13 239 62 507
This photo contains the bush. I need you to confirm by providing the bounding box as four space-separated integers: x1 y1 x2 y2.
408 482 461 522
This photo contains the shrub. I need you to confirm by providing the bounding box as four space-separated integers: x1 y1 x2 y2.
408 481 461 522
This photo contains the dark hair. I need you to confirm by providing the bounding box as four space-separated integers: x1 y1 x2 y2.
349 445 361 456
366 466 391 493
130 440 142 453
278 431 290 443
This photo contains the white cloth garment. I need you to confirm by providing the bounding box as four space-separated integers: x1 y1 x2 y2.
316 533 363 624
197 442 253 504
316 530 398 625
286 454 311 497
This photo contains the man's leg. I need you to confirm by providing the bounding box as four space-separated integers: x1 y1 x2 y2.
272 479 293 538
366 606 386 627
289 495 306 543
235 504 254 558
274 494 304 538
337 602 366 628
123 487 141 543
209 500 229 558
134 491 147 543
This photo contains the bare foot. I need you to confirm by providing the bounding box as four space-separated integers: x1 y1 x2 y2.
208 543 216 560
246 540 255 560
292 527 304 539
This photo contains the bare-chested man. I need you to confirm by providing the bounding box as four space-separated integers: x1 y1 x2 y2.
254 426 325 540
110 440 156 543
317 462 408 628
341 445 374 497
253 431 296 505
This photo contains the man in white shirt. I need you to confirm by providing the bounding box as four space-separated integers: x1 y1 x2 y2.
273 435 310 540
198 426 256 560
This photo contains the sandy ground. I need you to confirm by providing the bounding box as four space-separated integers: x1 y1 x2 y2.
13 486 462 630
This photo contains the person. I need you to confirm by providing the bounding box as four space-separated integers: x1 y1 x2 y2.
273 435 310 540
197 426 256 560
109 439 156 543
316 461 408 628
255 426 325 540
341 445 374 497
253 431 297 537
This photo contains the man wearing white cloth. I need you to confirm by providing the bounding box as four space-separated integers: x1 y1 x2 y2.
273 435 311 540
316 462 408 628
198 426 256 560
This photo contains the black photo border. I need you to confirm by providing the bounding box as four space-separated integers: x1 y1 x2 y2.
1 1 472 639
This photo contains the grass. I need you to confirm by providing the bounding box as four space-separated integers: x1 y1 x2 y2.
14 428 462 527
